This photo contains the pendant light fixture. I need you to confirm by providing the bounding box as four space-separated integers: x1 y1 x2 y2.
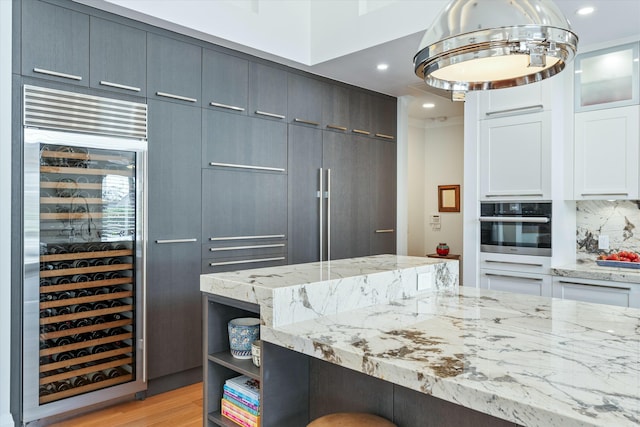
414 0 578 99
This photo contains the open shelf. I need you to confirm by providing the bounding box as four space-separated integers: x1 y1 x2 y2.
208 351 260 380
208 411 241 427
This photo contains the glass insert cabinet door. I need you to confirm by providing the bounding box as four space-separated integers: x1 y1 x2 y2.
38 143 137 403
574 41 640 112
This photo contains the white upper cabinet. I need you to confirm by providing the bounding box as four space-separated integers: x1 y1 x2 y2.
574 105 640 200
574 42 640 112
478 80 551 119
479 111 552 200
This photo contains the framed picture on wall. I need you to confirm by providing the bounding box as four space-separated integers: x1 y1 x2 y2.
438 185 460 212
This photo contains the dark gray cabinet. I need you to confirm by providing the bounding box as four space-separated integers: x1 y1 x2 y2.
202 168 287 241
288 125 323 264
322 84 350 132
370 139 397 255
147 100 202 380
201 168 288 273
22 0 89 86
249 62 287 121
147 33 202 106
372 96 397 140
89 16 146 96
202 49 248 114
202 110 287 171
288 73 323 127
349 90 373 136
323 133 372 260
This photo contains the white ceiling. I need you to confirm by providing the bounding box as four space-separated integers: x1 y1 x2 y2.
78 0 640 121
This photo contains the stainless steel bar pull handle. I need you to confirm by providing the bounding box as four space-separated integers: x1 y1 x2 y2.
352 129 371 135
326 124 347 131
326 168 331 261
484 193 544 198
319 168 324 262
156 91 197 103
558 280 630 291
210 257 285 267
255 110 285 119
484 260 544 267
479 216 550 223
209 162 285 172
100 80 141 92
294 118 320 126
210 235 285 241
375 229 395 233
485 104 543 117
155 238 198 244
33 68 82 81
375 133 394 140
210 101 245 112
580 192 629 197
210 243 285 251
484 273 543 281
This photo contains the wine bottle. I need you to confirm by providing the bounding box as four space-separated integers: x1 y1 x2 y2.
51 276 71 285
74 318 92 328
76 289 93 298
57 321 73 331
89 371 107 383
40 308 57 318
75 348 90 358
39 278 52 287
55 336 73 347
72 259 90 268
39 384 54 396
92 301 109 311
92 344 109 354
57 290 76 300
92 272 107 281
40 293 56 303
71 274 91 283
72 333 92 343
73 303 92 313
107 327 127 336
53 351 74 362
105 367 126 378
71 376 89 388
53 380 72 392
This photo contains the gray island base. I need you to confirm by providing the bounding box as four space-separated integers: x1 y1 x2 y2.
201 255 640 427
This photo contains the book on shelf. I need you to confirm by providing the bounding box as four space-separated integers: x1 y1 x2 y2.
223 391 259 416
225 375 260 402
221 398 260 427
223 384 259 409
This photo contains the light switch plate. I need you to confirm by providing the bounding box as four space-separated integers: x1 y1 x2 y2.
598 235 610 250
417 272 434 291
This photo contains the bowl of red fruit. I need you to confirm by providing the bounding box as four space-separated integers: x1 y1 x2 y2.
596 251 640 269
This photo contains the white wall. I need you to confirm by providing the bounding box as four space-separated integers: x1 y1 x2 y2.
0 0 13 425
407 119 426 256
407 114 464 274
422 119 464 258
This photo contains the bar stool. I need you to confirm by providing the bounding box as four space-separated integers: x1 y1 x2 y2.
307 412 397 427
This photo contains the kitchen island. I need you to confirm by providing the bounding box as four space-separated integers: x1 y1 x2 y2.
201 255 639 427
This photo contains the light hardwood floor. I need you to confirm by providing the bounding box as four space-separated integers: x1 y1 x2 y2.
50 382 203 427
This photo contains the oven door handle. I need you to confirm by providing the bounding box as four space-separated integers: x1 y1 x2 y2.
479 216 549 223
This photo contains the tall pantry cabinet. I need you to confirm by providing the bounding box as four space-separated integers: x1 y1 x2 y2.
12 0 398 415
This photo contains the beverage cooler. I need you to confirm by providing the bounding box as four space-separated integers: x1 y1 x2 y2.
21 85 148 423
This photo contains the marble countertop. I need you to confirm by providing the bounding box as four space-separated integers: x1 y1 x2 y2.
262 287 640 427
552 262 640 284
200 254 459 327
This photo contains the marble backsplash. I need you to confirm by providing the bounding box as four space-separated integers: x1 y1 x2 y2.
576 200 640 263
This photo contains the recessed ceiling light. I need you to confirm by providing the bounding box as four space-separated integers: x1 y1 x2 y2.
422 103 435 108
576 6 595 15
377 63 389 71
